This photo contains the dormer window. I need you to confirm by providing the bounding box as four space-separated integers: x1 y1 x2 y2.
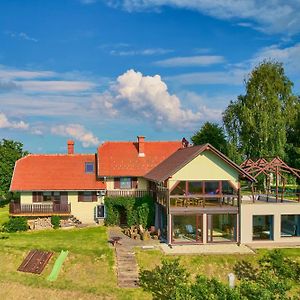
85 162 94 173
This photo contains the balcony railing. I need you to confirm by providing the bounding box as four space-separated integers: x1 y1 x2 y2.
170 194 239 208
106 189 149 198
9 202 71 215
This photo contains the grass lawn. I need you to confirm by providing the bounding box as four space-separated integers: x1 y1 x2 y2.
1 200 299 299
0 222 150 299
0 203 9 225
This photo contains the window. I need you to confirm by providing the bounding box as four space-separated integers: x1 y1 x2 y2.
120 177 131 189
42 192 52 202
78 191 97 202
253 215 274 240
281 215 300 237
97 204 105 218
85 162 94 173
207 214 237 242
172 215 203 243
188 181 203 194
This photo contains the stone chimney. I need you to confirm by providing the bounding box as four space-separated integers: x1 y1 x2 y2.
137 136 145 157
67 140 75 154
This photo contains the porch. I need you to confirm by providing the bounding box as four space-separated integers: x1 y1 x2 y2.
9 202 71 216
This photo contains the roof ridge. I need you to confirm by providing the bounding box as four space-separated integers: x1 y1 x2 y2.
27 153 95 156
101 140 181 144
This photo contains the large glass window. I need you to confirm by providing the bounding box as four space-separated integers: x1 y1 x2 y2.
253 215 274 240
281 215 300 237
188 181 203 194
171 181 186 195
205 181 220 194
172 215 203 243
120 177 131 189
207 214 237 242
222 181 235 194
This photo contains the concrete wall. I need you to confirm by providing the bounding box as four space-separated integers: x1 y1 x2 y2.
20 192 32 204
168 151 239 190
240 202 300 244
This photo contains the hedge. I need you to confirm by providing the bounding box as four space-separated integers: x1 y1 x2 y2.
2 217 29 232
104 195 155 228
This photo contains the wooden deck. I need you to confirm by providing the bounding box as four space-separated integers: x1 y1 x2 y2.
9 203 71 216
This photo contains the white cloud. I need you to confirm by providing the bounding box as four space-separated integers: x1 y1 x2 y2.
251 43 300 75
5 31 38 42
91 69 224 129
20 80 96 92
110 48 173 56
166 69 246 86
107 0 300 35
0 80 20 92
51 124 100 148
0 112 29 130
0 65 55 80
154 55 225 67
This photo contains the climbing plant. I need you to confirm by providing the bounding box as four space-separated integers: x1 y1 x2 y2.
104 195 154 228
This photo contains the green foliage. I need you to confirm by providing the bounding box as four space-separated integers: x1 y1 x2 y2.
140 250 297 300
223 60 299 161
104 195 154 228
259 249 300 281
191 122 228 155
2 217 28 232
233 260 258 281
0 139 28 198
51 215 61 229
139 259 190 300
189 275 240 300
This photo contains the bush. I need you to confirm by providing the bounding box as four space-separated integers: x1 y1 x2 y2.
2 217 28 232
105 195 154 228
139 259 190 300
51 215 61 229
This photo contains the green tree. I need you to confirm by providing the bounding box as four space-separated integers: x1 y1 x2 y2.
223 61 299 160
191 122 228 155
0 139 28 199
285 100 300 169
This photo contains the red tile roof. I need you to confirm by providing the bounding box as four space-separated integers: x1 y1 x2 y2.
10 154 106 191
97 141 182 177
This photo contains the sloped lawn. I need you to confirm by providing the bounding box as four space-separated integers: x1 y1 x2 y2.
0 223 150 300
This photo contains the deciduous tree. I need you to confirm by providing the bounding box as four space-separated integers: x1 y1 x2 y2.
223 61 299 161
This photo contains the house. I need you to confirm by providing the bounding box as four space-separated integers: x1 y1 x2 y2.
10 137 300 247
9 140 106 223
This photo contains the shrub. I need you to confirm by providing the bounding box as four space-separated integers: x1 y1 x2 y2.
2 217 28 232
139 259 190 300
105 195 154 228
51 215 61 229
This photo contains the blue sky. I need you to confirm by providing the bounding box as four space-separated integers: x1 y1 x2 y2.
0 0 299 153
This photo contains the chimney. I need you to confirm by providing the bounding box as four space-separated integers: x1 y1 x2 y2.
67 140 75 154
137 136 145 157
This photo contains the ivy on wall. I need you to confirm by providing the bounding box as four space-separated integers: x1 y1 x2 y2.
104 195 155 228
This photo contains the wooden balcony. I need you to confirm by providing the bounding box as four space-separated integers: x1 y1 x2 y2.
170 194 239 208
9 202 71 216
106 189 149 198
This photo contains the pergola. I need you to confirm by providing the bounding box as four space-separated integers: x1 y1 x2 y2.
240 157 300 202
